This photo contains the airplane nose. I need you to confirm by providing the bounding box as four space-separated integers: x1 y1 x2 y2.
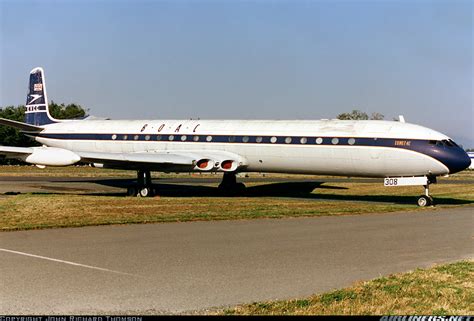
443 148 471 174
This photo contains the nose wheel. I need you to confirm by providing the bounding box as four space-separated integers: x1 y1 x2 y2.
417 194 433 207
417 178 436 207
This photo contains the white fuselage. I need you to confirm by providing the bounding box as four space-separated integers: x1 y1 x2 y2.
35 119 451 177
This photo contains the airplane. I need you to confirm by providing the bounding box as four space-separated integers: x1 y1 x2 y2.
0 67 471 206
468 152 474 170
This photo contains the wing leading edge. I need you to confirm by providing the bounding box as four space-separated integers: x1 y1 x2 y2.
0 146 247 172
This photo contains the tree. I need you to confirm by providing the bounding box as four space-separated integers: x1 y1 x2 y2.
49 101 88 119
0 106 33 148
336 109 384 120
0 103 88 164
370 112 384 120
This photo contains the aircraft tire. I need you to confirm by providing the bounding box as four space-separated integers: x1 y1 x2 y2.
417 195 432 207
139 187 153 198
127 187 137 197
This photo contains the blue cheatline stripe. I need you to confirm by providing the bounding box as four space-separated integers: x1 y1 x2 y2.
33 132 470 173
35 132 424 146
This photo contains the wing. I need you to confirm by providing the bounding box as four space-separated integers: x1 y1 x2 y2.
77 150 247 172
77 150 197 171
0 146 247 171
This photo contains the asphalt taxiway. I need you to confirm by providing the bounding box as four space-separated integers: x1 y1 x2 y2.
0 207 472 314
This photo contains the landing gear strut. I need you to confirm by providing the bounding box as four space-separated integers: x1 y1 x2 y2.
417 176 436 207
218 172 246 196
127 170 154 197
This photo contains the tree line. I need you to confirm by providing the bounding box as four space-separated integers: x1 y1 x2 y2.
0 102 87 164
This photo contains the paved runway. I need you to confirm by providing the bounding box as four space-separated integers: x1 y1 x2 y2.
1 207 472 314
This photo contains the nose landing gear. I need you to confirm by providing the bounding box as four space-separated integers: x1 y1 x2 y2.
417 176 436 207
384 175 437 207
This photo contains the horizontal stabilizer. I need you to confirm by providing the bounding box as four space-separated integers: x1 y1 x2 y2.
0 146 34 156
0 118 44 132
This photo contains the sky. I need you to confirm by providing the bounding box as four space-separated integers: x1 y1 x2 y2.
1 0 473 147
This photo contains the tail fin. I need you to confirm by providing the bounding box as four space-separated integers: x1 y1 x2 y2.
25 67 58 126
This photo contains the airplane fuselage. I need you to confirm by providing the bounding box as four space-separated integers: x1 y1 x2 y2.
31 118 467 177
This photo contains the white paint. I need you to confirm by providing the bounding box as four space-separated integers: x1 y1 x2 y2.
0 248 140 277
24 146 80 166
384 176 428 187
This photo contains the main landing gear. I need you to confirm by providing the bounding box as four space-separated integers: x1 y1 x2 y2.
417 176 436 207
218 172 246 196
127 170 154 197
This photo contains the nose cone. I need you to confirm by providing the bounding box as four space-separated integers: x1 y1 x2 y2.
443 148 471 174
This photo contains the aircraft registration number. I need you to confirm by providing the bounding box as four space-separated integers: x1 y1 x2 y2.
384 176 429 187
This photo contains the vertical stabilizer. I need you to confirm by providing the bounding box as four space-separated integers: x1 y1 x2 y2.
25 67 57 126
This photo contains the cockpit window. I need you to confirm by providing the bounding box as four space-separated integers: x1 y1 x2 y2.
448 139 459 147
431 140 459 148
443 139 454 147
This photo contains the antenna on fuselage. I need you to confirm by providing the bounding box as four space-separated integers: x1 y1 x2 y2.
398 115 406 123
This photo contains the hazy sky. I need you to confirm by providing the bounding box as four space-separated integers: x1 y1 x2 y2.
1 0 472 147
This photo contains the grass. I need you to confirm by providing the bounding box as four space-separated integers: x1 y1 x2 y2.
0 178 473 231
0 165 331 179
218 260 474 315
0 165 472 231
2 164 471 179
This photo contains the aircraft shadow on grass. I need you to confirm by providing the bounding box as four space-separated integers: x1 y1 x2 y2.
68 178 474 206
